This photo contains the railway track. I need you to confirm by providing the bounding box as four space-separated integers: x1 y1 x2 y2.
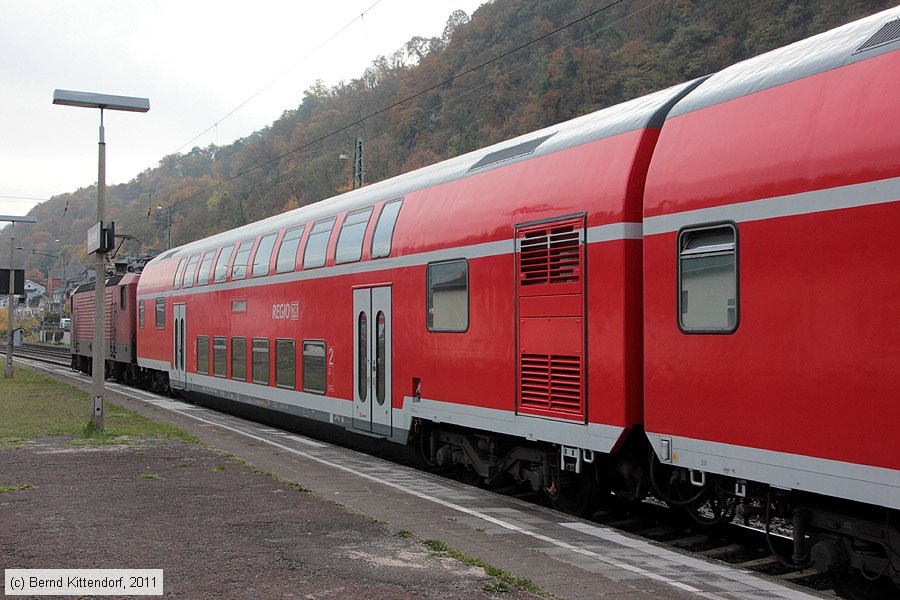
1 343 71 368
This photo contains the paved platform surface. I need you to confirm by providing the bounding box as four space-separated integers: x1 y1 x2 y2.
19 360 832 600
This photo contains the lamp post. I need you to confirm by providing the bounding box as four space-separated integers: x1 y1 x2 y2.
2 215 37 378
53 90 149 429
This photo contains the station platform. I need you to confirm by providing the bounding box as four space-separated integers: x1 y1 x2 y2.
24 360 830 600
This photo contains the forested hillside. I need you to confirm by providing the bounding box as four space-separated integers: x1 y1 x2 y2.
6 0 895 282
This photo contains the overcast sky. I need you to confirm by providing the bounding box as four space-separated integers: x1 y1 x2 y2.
0 0 485 218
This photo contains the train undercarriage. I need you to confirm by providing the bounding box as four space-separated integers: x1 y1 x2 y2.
71 355 170 395
417 419 900 599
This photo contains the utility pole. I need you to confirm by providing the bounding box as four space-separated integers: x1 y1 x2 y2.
340 137 365 190
1 216 37 378
353 136 365 190
158 205 172 250
6 225 13 378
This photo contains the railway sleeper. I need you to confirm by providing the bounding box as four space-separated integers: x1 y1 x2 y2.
656 465 900 599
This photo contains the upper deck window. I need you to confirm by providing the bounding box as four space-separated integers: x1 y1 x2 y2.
678 224 738 333
197 251 216 286
371 199 402 259
231 240 254 280
182 254 200 288
172 258 186 289
213 245 234 284
252 233 278 277
335 208 373 264
275 225 305 273
303 218 336 269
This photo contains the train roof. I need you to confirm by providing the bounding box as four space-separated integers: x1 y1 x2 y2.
149 78 700 264
72 272 140 294
670 6 900 118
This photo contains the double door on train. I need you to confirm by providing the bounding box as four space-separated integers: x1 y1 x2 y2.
352 287 392 436
172 303 187 390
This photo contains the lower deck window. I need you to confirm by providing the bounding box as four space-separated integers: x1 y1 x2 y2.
252 338 269 384
302 340 326 394
213 336 227 378
275 339 296 389
427 260 469 332
197 336 209 375
678 224 738 333
232 337 247 381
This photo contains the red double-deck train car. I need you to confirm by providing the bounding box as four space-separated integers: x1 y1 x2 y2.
70 8 899 596
135 79 700 492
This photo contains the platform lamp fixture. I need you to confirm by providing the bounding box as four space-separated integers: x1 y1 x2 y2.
53 89 149 429
2 215 37 378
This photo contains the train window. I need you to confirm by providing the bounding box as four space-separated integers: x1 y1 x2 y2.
173 258 186 289
275 225 305 273
139 300 144 329
335 207 373 264
232 337 247 381
231 240 255 281
120 286 126 309
213 245 234 283
182 254 200 288
302 340 326 394
197 251 216 286
155 297 165 329
275 339 296 389
357 313 367 403
376 311 386 405
426 260 469 332
678 224 739 333
302 218 336 269
252 233 278 277
252 338 270 385
197 336 209 375
213 336 227 378
371 199 402 259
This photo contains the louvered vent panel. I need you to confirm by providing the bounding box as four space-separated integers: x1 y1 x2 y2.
854 18 900 54
520 354 583 415
519 225 582 286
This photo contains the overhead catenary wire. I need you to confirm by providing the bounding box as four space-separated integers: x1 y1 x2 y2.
120 0 636 234
172 0 385 156
143 0 666 231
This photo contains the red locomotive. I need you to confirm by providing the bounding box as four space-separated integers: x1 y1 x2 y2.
71 8 900 598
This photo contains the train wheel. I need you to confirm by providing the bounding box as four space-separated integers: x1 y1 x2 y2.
455 463 483 487
552 466 599 517
832 571 897 600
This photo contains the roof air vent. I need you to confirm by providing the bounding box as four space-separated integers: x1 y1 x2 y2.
854 17 900 54
468 133 555 172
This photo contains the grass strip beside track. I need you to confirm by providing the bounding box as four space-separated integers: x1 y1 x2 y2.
0 366 195 445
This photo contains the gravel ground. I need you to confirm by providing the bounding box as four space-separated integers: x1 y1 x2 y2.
0 437 541 599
